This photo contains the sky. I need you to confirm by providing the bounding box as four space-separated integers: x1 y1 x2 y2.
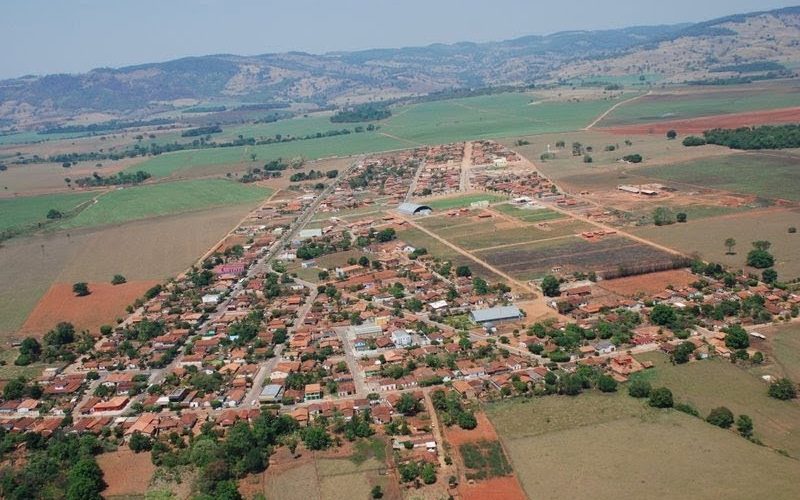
1 0 798 79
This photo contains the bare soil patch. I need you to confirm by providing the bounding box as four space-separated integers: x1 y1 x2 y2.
19 280 158 337
97 449 155 497
597 269 695 297
601 107 800 135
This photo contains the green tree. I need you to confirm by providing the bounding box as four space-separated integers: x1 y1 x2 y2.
768 378 797 400
650 304 677 327
628 379 651 398
129 431 153 452
111 274 127 285
421 463 437 484
672 341 696 364
676 212 687 223
747 241 774 268
724 237 736 255
72 282 90 296
596 374 618 393
648 387 674 408
540 275 561 297
723 324 749 350
762 268 778 285
371 485 384 499
455 266 472 277
706 407 734 428
303 426 331 450
395 393 420 416
46 208 63 220
666 129 677 140
66 457 105 500
736 414 754 438
652 207 675 226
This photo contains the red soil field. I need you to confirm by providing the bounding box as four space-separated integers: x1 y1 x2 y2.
19 280 159 336
97 449 155 497
601 107 800 135
597 269 696 297
443 412 527 500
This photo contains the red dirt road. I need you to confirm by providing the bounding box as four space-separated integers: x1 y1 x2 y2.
19 280 158 336
601 106 800 135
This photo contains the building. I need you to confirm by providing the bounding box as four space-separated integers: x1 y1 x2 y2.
397 203 432 216
304 383 322 401
470 305 523 325
351 323 383 338
259 384 284 403
298 228 323 240
391 329 413 347
202 294 221 305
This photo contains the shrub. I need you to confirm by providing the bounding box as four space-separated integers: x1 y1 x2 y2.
675 402 700 417
648 387 674 408
622 154 643 163
596 375 618 393
682 136 706 147
628 379 651 398
768 378 797 400
706 407 734 428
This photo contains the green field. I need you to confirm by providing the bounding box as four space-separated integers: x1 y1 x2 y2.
492 204 566 223
58 179 271 229
0 191 96 234
425 193 508 210
634 352 800 458
600 85 800 126
633 152 800 201
488 392 800 499
768 324 800 382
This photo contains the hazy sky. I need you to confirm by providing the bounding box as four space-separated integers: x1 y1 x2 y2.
2 0 797 79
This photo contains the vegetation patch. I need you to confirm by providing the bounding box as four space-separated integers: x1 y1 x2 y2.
459 441 512 480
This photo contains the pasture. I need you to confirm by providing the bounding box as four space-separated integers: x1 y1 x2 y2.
632 151 800 202
762 323 800 382
0 191 96 235
633 208 800 279
57 178 270 230
0 204 252 338
598 83 800 127
487 392 800 499
475 235 679 280
633 351 800 458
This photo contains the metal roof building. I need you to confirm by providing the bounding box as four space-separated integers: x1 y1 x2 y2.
470 305 523 324
397 202 432 216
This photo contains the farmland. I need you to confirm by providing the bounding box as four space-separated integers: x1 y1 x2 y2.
633 208 800 279
762 324 800 382
598 84 800 127
633 352 800 458
0 191 96 235
488 392 800 499
58 178 271 229
475 235 680 281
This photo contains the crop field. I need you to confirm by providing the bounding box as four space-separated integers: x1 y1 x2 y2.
0 191 96 234
487 392 800 499
395 227 499 280
475 235 679 280
597 269 696 297
448 219 591 251
633 151 800 202
633 208 800 279
634 352 800 458
57 178 270 230
424 193 508 210
598 84 800 127
0 204 251 338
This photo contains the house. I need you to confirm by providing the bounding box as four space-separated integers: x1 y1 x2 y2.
470 305 522 325
391 330 413 347
202 294 221 305
304 383 322 401
593 340 616 355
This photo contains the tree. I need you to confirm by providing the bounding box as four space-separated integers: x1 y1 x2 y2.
129 431 153 452
706 407 734 428
44 322 76 346
768 378 797 400
622 154 643 163
540 275 561 297
596 374 618 393
648 387 674 408
747 248 774 269
66 457 105 500
672 341 696 364
724 238 736 255
457 411 477 429
421 463 437 484
676 212 687 223
473 277 489 295
723 324 749 350
682 136 706 146
455 265 472 277
666 129 678 140
72 282 90 297
652 207 675 226
19 337 41 360
628 378 651 398
762 268 778 285
650 304 677 327
371 485 384 499
736 414 754 438
303 426 331 450
395 393 420 416
111 274 127 285
46 209 63 220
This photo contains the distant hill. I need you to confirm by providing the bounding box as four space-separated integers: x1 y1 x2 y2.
1 6 799 128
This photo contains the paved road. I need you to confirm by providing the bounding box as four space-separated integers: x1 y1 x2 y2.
460 141 473 191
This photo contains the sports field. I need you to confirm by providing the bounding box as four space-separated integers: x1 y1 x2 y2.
424 193 508 210
599 84 800 126
488 392 800 499
57 178 270 229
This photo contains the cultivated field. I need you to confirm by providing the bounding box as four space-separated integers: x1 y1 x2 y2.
0 191 96 235
634 352 800 458
488 392 800 499
597 83 800 127
633 208 800 279
597 269 696 297
97 449 156 498
475 235 679 281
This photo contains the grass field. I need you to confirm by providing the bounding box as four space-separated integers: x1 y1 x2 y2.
424 193 508 210
492 204 565 223
633 151 800 202
395 227 499 280
767 324 800 382
57 179 270 229
634 351 800 458
0 191 96 234
488 392 800 499
599 84 800 126
633 208 800 279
